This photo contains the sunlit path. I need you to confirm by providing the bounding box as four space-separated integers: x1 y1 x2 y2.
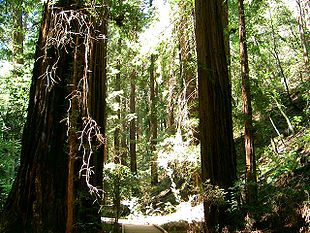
122 224 167 233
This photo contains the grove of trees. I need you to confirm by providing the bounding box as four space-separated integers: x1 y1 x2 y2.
0 0 309 232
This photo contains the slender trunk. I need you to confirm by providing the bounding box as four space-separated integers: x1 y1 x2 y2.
130 70 137 173
150 54 158 185
177 1 198 141
296 0 309 76
114 39 122 164
121 99 127 166
167 72 176 131
238 0 257 205
195 0 236 231
269 10 291 99
12 0 24 64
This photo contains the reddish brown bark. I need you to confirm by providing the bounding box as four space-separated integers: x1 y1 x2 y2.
195 0 236 231
0 1 108 232
238 0 257 204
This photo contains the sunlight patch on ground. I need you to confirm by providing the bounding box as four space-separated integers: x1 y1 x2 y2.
102 201 204 225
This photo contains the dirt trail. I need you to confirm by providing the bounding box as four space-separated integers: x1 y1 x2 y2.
122 224 166 233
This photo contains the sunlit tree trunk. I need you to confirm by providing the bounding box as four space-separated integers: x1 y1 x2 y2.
177 1 198 141
269 10 292 99
12 0 24 64
195 0 236 231
0 1 107 232
130 69 137 173
150 54 158 185
167 72 176 131
238 0 257 205
296 0 309 76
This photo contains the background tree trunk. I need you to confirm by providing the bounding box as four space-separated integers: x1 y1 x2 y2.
195 0 236 231
296 0 309 76
238 0 257 205
130 69 137 173
114 39 122 164
12 0 24 64
150 54 158 185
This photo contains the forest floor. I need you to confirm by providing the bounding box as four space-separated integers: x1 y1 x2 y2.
102 201 203 225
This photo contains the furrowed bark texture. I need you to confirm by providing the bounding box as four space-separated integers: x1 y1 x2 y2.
1 5 68 232
0 1 108 232
195 0 236 231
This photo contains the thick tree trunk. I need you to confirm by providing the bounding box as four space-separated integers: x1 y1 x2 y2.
0 1 108 232
238 0 257 205
195 0 236 231
0 5 68 232
150 54 158 185
130 70 137 173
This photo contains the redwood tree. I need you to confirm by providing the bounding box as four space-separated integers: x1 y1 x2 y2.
195 0 236 231
238 0 257 204
0 0 108 232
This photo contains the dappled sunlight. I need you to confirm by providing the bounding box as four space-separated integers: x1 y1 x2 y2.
105 200 204 226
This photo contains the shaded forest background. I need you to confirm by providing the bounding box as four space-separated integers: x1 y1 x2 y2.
0 0 309 232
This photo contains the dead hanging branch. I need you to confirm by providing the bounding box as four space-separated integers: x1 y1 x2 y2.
78 116 106 197
40 4 106 91
43 2 107 200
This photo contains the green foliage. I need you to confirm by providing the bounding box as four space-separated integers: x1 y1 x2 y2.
109 0 151 38
0 140 20 210
102 163 139 219
0 65 31 210
157 131 200 201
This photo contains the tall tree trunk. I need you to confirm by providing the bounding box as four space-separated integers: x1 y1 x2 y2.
0 5 69 232
114 39 122 164
269 9 291 99
130 69 137 173
0 1 108 232
12 0 24 64
167 71 176 132
195 0 236 231
177 1 198 141
121 99 128 166
296 0 309 76
238 0 257 205
150 54 158 185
